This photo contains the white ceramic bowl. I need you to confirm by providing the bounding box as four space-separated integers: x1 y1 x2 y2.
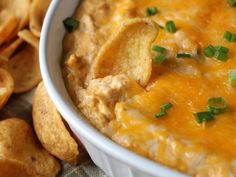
40 0 187 177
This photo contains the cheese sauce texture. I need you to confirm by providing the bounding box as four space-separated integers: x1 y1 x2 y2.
63 0 236 176
114 0 236 156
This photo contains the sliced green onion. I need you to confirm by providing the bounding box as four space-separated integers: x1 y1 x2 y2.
154 54 166 64
165 21 177 33
146 7 158 16
224 31 236 42
204 45 215 57
203 45 229 61
214 51 229 61
229 69 236 86
176 53 192 58
155 102 173 118
214 46 229 53
224 31 232 41
224 31 233 41
161 102 173 110
194 112 215 124
152 45 166 53
63 17 80 33
152 45 167 64
232 34 236 42
228 0 236 7
155 111 167 118
214 46 229 61
208 97 228 115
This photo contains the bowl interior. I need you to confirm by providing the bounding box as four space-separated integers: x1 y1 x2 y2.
40 1 187 177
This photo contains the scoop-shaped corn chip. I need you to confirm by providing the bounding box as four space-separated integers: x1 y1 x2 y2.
90 18 159 86
0 0 31 42
0 57 8 66
18 29 39 49
0 159 36 177
0 118 60 177
0 10 19 45
0 38 24 60
33 82 79 165
7 44 41 93
30 0 51 37
0 68 14 110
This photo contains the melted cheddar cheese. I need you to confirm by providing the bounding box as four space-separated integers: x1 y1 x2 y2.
63 0 236 176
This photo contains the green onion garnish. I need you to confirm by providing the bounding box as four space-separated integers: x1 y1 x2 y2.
176 53 192 58
203 45 229 61
165 21 177 33
194 97 228 124
194 112 215 124
232 35 236 41
155 111 166 118
152 45 167 64
224 31 236 42
204 45 215 58
228 0 236 7
155 102 173 118
63 17 80 33
208 97 228 115
152 45 166 53
155 54 166 64
214 46 229 61
229 69 236 86
214 46 229 53
224 31 232 41
146 7 158 16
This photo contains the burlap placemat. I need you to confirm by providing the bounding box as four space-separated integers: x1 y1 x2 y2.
0 91 108 177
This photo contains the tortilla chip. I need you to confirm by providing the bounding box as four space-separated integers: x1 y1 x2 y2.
7 44 41 93
0 68 14 110
0 56 8 66
0 159 36 177
0 118 60 177
18 29 39 49
0 38 24 60
90 18 159 86
0 0 31 43
33 82 79 165
0 10 19 45
30 0 51 37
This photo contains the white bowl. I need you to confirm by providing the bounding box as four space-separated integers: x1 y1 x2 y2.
40 0 187 177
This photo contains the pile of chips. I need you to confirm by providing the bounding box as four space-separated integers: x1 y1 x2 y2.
0 1 82 176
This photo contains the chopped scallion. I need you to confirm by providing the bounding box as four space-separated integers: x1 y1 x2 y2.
204 45 215 57
155 102 173 118
63 17 80 33
203 45 229 61
214 46 229 61
208 97 228 115
229 69 236 86
214 46 229 53
146 7 158 16
176 53 192 58
155 111 166 118
152 45 166 53
224 31 236 42
155 54 166 64
165 21 177 33
194 112 214 124
232 35 236 41
228 0 236 7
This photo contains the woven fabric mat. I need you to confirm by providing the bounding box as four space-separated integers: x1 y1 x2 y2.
0 90 108 177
